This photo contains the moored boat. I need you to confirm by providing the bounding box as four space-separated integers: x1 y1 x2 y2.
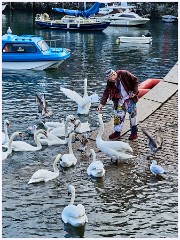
2 28 71 71
162 15 177 23
117 35 152 44
35 14 110 31
99 11 150 27
35 2 110 31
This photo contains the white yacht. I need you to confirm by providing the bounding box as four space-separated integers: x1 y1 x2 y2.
98 2 150 27
100 10 150 27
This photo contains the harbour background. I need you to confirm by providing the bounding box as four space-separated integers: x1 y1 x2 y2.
2 10 178 238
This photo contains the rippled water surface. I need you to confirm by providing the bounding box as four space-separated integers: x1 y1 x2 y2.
2 11 178 238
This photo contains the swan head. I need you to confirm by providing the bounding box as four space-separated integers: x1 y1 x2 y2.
66 115 76 124
4 119 10 127
67 185 75 196
34 129 47 138
89 149 95 157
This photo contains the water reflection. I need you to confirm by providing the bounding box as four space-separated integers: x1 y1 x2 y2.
63 223 86 238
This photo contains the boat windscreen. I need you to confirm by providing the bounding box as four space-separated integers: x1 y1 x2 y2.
37 40 49 51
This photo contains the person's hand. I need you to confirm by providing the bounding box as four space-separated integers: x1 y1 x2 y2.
97 104 103 112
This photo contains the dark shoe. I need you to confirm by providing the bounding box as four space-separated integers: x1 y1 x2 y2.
109 131 120 140
129 133 137 140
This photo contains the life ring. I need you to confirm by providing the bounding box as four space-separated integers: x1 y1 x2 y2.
139 78 161 90
138 89 150 98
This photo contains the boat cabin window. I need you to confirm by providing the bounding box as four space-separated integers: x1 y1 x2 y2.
119 14 136 18
37 40 49 52
2 43 37 53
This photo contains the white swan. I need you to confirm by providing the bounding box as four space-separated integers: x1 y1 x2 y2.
60 78 100 115
150 160 165 175
60 133 77 167
2 132 22 160
46 115 75 138
62 185 88 227
74 119 90 133
43 118 65 129
96 114 135 162
38 128 67 146
87 149 105 177
2 119 10 145
28 154 61 184
11 129 46 152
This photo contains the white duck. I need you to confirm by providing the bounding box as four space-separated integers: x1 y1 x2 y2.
74 119 90 133
60 78 100 115
150 160 165 175
87 149 105 177
38 128 67 146
46 115 75 138
2 119 10 145
28 154 62 184
96 114 135 162
62 185 88 227
2 132 22 160
10 129 46 152
60 133 77 168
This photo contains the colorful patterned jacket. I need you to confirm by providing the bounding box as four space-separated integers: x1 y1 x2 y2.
100 70 139 109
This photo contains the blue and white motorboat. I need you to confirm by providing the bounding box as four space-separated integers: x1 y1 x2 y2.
162 15 177 23
2 28 71 70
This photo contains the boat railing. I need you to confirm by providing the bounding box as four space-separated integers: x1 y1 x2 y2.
44 39 63 50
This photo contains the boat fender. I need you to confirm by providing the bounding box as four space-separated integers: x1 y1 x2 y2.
138 89 150 98
116 38 120 44
36 14 41 20
139 78 161 90
43 13 49 21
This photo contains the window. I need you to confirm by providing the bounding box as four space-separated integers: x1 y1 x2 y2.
37 40 49 52
2 43 37 53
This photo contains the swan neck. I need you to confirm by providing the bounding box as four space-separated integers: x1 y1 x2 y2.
8 132 17 150
68 134 73 154
65 119 70 138
4 121 9 141
69 190 75 205
84 79 88 97
97 116 104 138
53 155 61 173
91 151 96 162
34 131 42 148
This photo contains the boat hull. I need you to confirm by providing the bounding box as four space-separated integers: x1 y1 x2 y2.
108 19 149 26
162 15 177 23
2 60 64 71
118 36 152 44
35 20 110 31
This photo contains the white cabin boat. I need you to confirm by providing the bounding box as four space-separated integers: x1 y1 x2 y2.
117 36 152 44
99 11 150 27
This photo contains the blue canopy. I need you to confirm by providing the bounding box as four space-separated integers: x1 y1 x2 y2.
52 2 100 18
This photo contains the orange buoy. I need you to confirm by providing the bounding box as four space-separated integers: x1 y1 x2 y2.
139 78 161 90
138 89 150 98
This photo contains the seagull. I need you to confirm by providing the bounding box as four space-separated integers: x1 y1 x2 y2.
7 27 12 34
35 94 53 117
141 127 163 158
150 160 165 175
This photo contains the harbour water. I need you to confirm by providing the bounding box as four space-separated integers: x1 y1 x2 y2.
2 11 178 238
